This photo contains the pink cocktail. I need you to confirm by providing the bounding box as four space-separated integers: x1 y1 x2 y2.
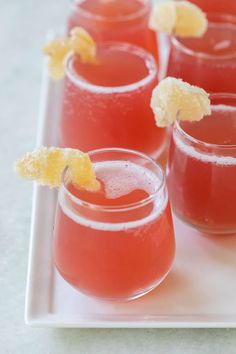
67 0 158 60
61 42 166 159
53 148 175 300
167 14 236 93
167 94 236 235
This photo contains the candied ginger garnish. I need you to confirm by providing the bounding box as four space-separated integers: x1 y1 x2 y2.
150 77 211 127
149 0 207 38
44 27 97 80
149 1 176 35
175 1 208 37
44 38 70 80
69 27 97 64
15 147 100 191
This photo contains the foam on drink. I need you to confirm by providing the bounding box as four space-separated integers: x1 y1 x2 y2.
173 104 236 166
59 160 168 231
94 161 160 199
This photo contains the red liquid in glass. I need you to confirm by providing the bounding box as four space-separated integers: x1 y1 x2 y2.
167 21 236 93
168 106 236 234
61 44 166 157
53 161 175 299
67 0 158 59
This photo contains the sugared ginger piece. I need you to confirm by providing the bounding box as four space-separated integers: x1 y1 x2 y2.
150 77 211 127
149 1 176 36
149 0 207 38
44 27 97 80
15 147 100 191
69 27 97 64
44 38 70 80
175 1 208 37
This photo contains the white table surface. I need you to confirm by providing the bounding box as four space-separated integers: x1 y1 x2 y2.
1 0 236 352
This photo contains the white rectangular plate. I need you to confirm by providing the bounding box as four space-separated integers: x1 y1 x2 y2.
25 64 236 328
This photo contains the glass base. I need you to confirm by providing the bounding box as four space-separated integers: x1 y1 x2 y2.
173 210 236 236
60 270 171 303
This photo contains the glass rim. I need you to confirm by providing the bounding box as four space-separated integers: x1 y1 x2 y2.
175 93 236 150
171 13 236 61
65 41 157 94
71 0 150 24
61 147 166 212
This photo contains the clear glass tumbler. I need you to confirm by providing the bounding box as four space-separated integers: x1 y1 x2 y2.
166 13 236 93
67 0 158 60
167 94 236 235
61 42 166 159
53 148 175 300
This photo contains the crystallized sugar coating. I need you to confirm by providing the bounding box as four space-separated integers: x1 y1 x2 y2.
150 77 211 127
44 38 70 80
149 1 176 35
69 27 97 64
15 146 100 191
44 27 97 80
149 0 207 38
175 1 208 37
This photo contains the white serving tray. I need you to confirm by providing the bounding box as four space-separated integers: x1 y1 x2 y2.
25 63 236 328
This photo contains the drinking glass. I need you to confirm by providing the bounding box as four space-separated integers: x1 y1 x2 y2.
166 13 236 93
167 94 236 235
53 148 175 300
67 0 158 60
61 42 166 159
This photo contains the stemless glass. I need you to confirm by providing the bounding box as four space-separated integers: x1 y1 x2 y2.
166 13 236 93
167 94 236 235
53 148 175 301
67 0 158 60
61 42 166 159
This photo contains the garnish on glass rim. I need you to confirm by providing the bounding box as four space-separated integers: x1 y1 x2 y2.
15 146 100 191
149 0 208 38
150 77 211 128
44 27 97 80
